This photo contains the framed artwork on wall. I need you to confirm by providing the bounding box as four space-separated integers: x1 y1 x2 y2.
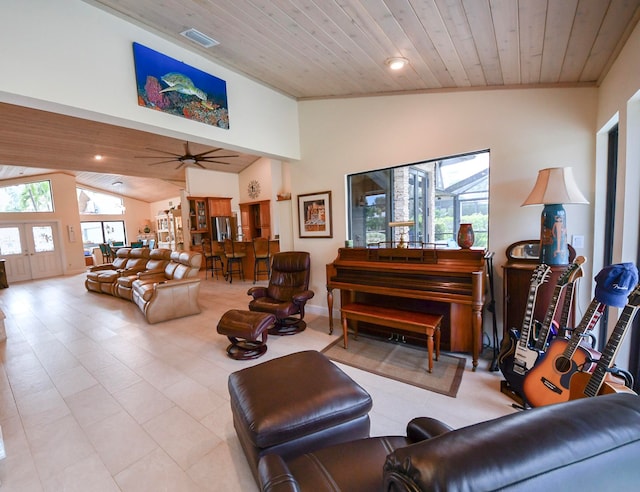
132 42 229 129
298 191 333 238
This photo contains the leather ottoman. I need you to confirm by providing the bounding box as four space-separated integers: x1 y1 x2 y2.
217 309 276 360
228 350 373 483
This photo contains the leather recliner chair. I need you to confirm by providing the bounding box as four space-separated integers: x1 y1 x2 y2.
131 250 202 324
115 248 173 300
247 251 314 335
258 393 640 491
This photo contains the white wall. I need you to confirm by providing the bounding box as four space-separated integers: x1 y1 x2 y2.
294 88 598 337
0 0 300 160
593 20 640 366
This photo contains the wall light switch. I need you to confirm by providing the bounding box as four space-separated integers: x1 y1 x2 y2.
572 235 584 249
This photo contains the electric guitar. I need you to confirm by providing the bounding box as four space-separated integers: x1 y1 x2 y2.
556 274 578 338
532 256 586 352
523 298 604 407
499 264 551 396
568 283 640 400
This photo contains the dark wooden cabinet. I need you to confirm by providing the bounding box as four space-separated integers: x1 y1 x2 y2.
239 200 271 240
502 240 576 338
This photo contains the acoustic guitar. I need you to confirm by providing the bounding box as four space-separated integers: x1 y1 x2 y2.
499 264 550 396
568 283 640 400
523 298 604 407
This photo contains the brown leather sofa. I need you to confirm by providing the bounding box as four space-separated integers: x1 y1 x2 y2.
85 247 150 295
131 250 202 324
115 248 173 300
258 393 640 491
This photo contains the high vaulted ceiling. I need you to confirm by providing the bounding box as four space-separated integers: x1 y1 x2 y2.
2 0 639 202
91 0 640 98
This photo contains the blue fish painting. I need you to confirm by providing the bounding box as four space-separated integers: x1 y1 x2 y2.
132 42 229 129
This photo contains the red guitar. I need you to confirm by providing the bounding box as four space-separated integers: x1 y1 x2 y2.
523 297 603 407
568 283 640 400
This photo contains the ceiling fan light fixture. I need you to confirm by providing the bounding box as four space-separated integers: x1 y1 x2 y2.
180 28 219 48
385 57 409 70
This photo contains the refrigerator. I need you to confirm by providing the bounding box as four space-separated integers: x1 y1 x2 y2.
211 216 236 241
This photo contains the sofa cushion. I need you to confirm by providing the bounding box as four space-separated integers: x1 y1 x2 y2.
95 270 120 283
111 248 131 269
261 436 410 492
144 248 172 272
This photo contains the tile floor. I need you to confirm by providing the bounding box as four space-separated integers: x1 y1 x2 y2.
0 270 516 491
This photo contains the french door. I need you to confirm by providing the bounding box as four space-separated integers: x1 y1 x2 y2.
0 222 63 282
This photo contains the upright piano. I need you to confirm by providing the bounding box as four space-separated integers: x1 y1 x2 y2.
326 246 486 370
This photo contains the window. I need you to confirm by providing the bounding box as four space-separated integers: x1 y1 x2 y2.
81 221 126 249
348 150 489 248
77 187 125 214
0 180 53 212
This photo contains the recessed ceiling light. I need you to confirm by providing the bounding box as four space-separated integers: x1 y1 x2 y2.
94 154 103 160
180 28 219 48
385 57 409 70
112 181 123 187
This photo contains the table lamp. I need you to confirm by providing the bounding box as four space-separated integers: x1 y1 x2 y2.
388 220 414 248
521 167 588 265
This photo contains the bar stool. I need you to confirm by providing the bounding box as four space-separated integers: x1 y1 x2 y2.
201 237 215 279
224 239 245 283
211 240 226 280
252 238 271 284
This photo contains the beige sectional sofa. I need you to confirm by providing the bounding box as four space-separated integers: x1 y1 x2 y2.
85 248 203 324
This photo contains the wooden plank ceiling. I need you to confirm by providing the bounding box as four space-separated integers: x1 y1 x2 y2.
2 0 639 202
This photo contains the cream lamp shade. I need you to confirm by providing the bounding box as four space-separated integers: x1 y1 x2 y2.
521 167 588 265
521 167 588 206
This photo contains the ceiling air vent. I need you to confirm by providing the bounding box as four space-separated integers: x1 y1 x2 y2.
180 28 219 48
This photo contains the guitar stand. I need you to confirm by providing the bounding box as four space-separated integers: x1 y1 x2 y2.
485 252 500 372
500 380 532 411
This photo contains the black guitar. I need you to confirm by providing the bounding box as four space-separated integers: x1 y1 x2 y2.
499 264 551 397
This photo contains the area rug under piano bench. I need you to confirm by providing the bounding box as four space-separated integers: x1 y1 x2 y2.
321 334 466 397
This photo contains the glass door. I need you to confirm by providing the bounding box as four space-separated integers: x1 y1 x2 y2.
0 222 63 282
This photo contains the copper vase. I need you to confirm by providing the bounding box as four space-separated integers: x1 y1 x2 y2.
457 223 475 249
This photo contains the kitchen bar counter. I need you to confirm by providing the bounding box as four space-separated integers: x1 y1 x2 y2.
221 240 280 281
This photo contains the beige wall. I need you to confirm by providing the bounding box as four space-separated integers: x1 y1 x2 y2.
294 88 598 328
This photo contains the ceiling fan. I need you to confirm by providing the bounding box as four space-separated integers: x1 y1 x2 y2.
136 141 239 169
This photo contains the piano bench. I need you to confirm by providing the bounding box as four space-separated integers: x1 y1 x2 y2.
341 303 442 373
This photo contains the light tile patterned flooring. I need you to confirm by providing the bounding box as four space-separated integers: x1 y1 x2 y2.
0 271 515 491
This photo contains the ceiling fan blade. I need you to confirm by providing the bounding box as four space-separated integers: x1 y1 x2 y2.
197 160 232 165
199 154 239 160
194 162 206 169
193 148 224 158
148 159 182 166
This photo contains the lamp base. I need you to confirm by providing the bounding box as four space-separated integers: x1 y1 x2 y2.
539 204 569 265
